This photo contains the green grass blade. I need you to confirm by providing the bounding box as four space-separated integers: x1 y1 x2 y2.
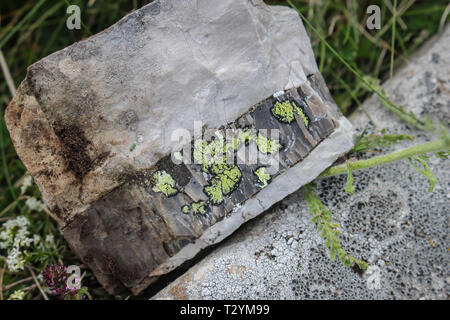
0 0 47 50
286 0 430 131
390 0 398 87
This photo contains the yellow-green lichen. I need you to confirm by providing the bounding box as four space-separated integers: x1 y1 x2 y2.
182 201 208 215
193 137 226 172
271 100 296 123
204 180 224 205
191 201 208 214
152 170 178 197
271 99 309 127
204 164 242 205
236 128 254 146
181 205 190 214
232 128 281 155
295 105 309 128
256 133 282 154
192 133 243 205
193 129 279 205
217 165 242 194
254 167 271 188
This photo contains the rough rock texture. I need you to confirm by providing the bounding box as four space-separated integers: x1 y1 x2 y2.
4 0 354 294
153 25 450 300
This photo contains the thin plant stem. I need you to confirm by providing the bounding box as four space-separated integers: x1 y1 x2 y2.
26 266 48 300
320 137 448 178
0 109 19 205
0 50 16 96
390 0 398 93
2 276 33 292
0 264 5 300
0 0 47 50
332 73 378 129
0 196 28 218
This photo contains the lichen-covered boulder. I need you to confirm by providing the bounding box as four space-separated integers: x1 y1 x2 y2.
153 24 450 300
5 0 354 294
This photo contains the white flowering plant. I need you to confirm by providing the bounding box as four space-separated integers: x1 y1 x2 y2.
0 168 111 300
0 216 34 272
8 289 25 300
0 175 63 271
0 174 66 299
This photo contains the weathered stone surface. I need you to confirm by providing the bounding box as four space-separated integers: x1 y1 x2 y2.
5 0 354 294
153 25 450 300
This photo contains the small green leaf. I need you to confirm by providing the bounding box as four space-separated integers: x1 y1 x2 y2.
345 165 355 195
304 184 367 270
356 260 369 270
408 155 438 192
74 287 92 300
434 151 448 159
352 131 414 153
423 116 435 131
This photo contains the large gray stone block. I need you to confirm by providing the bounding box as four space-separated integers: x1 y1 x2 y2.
5 0 354 294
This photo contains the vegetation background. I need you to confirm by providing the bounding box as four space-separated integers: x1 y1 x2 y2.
0 0 448 299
